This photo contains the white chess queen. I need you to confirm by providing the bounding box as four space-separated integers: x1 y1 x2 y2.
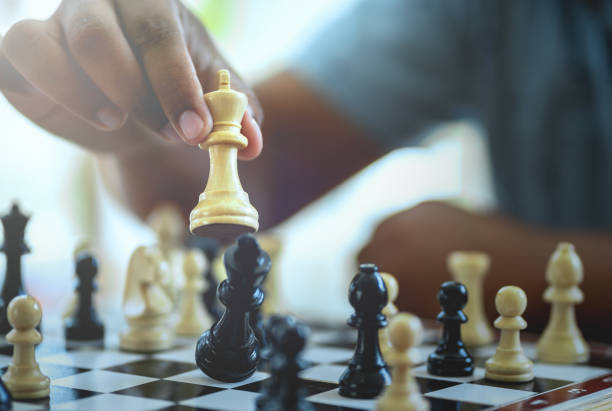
120 246 175 352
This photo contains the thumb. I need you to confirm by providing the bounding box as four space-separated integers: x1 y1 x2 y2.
0 36 33 94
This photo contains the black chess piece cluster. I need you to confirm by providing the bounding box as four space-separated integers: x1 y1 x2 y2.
427 281 474 376
339 263 391 399
0 204 31 334
195 234 271 382
64 252 105 341
256 315 313 411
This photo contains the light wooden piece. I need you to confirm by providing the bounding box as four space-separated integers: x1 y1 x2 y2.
379 272 399 361
176 249 212 336
189 69 259 240
448 251 495 346
148 203 186 304
120 246 174 352
536 242 589 363
376 313 430 411
1 295 49 399
485 286 534 382
258 234 283 315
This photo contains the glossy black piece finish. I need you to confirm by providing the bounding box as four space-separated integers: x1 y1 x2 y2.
0 203 30 334
64 253 105 341
195 234 271 382
188 235 223 322
427 281 474 376
339 263 391 399
256 315 313 411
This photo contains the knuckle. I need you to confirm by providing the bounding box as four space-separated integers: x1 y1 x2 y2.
66 15 109 59
3 20 40 54
130 14 180 53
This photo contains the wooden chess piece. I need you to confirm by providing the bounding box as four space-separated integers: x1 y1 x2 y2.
448 251 495 347
256 316 313 411
176 249 212 336
64 252 105 341
376 313 430 411
189 69 259 241
339 264 391 399
0 204 31 334
196 234 270 382
1 295 49 399
120 246 174 352
485 286 534 382
427 281 474 377
379 272 399 361
148 203 185 304
536 243 589 363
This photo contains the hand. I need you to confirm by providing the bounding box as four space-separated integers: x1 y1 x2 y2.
0 0 263 159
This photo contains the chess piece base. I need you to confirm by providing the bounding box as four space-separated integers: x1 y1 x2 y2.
376 392 430 411
536 335 589 364
427 351 474 377
2 374 49 400
195 329 259 382
338 365 391 399
65 320 104 341
120 323 173 352
462 322 495 347
485 356 534 382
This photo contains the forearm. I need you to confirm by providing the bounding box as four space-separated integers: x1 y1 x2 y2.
359 202 612 342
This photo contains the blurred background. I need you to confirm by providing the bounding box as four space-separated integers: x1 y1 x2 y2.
0 0 494 331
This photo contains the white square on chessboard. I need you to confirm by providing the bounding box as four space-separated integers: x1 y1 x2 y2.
412 365 486 383
39 350 145 369
425 383 536 406
302 346 354 364
307 388 375 410
10 402 46 410
52 370 156 392
299 364 346 384
166 369 269 388
53 393 173 411
152 346 196 363
180 389 259 411
533 363 610 382
179 390 259 411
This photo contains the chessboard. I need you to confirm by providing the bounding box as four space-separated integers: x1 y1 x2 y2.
1 325 610 411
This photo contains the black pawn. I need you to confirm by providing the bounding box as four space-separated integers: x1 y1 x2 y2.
256 316 313 411
339 263 391 399
64 252 105 341
188 235 223 322
195 234 271 382
427 281 474 376
0 203 31 334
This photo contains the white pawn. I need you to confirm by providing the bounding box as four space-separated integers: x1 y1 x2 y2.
448 251 495 346
379 272 399 361
485 286 533 382
537 243 589 363
120 246 174 352
2 295 50 399
176 249 213 336
376 313 429 411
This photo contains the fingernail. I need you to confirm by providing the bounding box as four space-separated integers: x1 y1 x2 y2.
179 110 204 141
161 123 180 141
96 107 124 129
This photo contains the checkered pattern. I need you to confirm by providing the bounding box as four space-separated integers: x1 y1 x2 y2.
1 329 610 411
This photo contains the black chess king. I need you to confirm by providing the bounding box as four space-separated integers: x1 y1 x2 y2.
0 204 31 334
195 234 270 382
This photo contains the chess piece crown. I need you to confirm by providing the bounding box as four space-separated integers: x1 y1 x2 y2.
189 69 259 241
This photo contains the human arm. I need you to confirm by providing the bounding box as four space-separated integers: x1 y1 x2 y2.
358 201 612 342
